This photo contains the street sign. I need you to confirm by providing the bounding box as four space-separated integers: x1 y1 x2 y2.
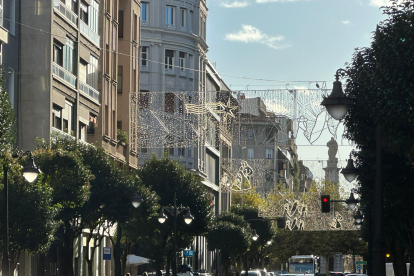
103 247 111 260
183 250 194 257
356 265 362 271
356 261 367 265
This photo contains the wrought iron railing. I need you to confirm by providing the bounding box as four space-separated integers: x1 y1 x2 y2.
53 63 76 88
79 80 99 102
53 0 78 26
80 20 100 46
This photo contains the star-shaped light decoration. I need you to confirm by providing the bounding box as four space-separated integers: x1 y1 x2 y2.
217 97 237 121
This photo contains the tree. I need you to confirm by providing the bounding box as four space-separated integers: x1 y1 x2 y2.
0 155 56 272
206 220 251 276
137 155 212 276
341 1 414 275
34 136 93 276
0 65 15 158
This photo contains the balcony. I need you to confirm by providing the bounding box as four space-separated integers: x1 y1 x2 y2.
53 0 78 26
79 80 100 102
165 68 175 75
141 65 148 71
179 70 186 77
165 24 176 30
141 20 149 27
80 20 100 47
53 63 76 88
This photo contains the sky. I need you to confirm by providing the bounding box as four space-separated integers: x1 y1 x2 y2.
206 0 391 168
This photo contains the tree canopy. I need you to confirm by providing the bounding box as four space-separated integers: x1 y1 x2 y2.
340 1 414 274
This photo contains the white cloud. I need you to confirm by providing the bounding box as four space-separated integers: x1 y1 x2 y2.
225 25 290 50
256 0 298 2
220 1 250 7
369 0 390 6
342 20 350 24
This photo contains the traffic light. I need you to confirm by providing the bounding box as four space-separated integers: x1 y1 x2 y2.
321 195 330 212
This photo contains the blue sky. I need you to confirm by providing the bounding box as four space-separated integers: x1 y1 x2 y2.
206 0 390 165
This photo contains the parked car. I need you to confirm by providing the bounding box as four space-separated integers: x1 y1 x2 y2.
267 272 275 276
328 273 346 276
240 270 262 276
347 274 368 276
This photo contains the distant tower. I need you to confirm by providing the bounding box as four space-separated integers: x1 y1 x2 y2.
323 137 340 183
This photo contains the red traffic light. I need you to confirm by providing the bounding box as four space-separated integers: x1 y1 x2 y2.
321 195 330 213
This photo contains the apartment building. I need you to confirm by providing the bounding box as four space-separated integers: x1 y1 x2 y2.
0 0 141 274
232 96 297 193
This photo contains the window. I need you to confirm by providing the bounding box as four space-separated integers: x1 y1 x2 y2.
63 38 75 74
141 46 148 67
7 68 15 108
189 11 193 32
179 148 185 156
133 13 138 41
248 149 254 159
169 148 174 156
165 6 174 25
139 92 149 109
80 1 88 23
266 149 274 159
113 0 117 20
187 148 191 157
81 0 99 33
79 122 87 142
62 101 73 134
87 114 96 134
79 59 87 83
165 50 174 70
118 10 124 38
52 105 62 130
117 121 122 130
64 0 77 13
87 55 98 88
0 0 3 27
165 93 174 113
247 129 254 140
141 2 148 22
179 52 185 71
53 41 63 67
117 66 123 94
180 8 186 28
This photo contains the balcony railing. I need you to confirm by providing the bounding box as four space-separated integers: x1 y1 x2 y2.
141 65 148 71
53 63 76 88
179 70 186 77
53 0 78 26
79 80 100 102
141 20 149 27
80 20 100 46
165 68 175 74
165 24 176 30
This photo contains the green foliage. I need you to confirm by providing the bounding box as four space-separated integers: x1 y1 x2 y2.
0 65 16 158
136 155 212 270
341 0 414 266
0 155 56 260
117 129 129 145
206 221 251 258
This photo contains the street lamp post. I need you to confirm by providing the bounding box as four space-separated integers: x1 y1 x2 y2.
321 69 385 276
114 193 143 276
158 193 193 276
3 151 40 276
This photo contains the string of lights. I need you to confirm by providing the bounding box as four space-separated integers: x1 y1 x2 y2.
1 16 329 85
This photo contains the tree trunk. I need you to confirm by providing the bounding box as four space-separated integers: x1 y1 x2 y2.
61 224 75 276
392 240 407 276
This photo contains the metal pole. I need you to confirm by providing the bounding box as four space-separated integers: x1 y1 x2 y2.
115 217 122 276
372 125 385 276
3 164 10 276
173 193 178 276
